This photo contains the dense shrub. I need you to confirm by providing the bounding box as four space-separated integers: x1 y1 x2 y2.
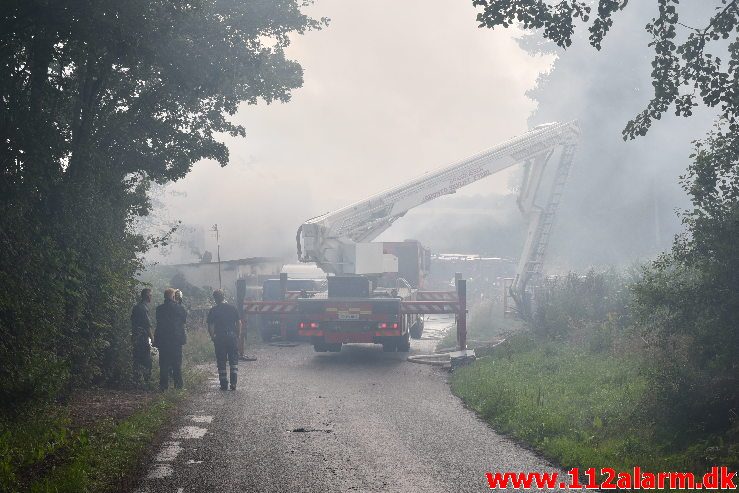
531 270 634 351
521 256 738 464
630 128 739 442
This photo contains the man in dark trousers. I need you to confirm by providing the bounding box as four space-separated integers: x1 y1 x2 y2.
207 289 241 390
131 288 153 385
154 288 187 390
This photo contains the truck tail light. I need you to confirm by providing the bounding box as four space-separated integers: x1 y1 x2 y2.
391 323 398 329
310 322 319 329
378 322 388 329
299 322 306 329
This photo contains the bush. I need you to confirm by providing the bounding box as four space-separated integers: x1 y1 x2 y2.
632 227 739 440
531 270 634 349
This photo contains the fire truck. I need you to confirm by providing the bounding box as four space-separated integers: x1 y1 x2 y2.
246 122 580 352
296 242 431 352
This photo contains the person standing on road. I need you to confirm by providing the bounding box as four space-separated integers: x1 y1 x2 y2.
207 289 241 390
131 288 153 386
171 289 188 382
155 288 187 390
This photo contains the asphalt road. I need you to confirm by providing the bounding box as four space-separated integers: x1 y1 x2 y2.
135 316 563 492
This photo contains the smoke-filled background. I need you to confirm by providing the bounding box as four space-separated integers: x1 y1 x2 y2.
150 0 716 271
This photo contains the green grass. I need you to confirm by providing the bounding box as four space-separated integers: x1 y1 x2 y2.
183 328 215 365
451 334 737 478
0 368 206 493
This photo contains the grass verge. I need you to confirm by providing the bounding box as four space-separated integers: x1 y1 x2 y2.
451 334 739 480
1 363 208 492
183 328 215 365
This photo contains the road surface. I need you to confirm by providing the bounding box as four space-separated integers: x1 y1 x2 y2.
135 316 562 492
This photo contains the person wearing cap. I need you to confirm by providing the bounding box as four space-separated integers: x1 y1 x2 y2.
154 288 187 390
207 289 241 390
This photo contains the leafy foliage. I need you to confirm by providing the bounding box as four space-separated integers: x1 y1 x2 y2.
531 270 633 348
473 0 739 454
0 1 322 411
632 126 739 438
473 1 739 141
453 264 738 475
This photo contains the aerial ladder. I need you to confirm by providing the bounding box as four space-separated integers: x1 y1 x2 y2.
296 121 580 317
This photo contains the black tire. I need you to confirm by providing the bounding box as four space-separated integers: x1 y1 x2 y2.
313 343 328 352
327 343 342 352
397 333 411 352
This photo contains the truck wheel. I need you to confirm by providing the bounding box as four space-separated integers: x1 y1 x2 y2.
409 317 424 339
382 341 397 352
313 343 328 352
397 333 411 352
327 343 342 352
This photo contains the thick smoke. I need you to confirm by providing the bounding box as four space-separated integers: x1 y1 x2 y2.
529 3 717 269
392 3 717 270
148 2 718 271
147 0 550 264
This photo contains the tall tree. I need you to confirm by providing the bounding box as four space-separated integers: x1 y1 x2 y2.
0 0 323 407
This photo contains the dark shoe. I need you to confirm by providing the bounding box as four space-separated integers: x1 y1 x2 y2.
220 385 228 391
229 384 236 391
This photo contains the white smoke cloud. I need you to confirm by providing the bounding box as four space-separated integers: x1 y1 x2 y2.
153 0 553 263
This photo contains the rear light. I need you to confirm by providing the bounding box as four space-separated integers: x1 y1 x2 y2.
299 322 306 329
378 322 388 329
391 323 398 329
310 322 319 329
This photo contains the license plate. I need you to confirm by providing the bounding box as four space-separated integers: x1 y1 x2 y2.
338 313 360 320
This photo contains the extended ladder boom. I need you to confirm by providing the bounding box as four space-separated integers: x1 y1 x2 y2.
297 121 579 310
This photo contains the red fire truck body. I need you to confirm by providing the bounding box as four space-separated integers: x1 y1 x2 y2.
244 275 465 353
297 296 412 352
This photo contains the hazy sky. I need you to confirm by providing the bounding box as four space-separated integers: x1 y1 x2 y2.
157 0 553 262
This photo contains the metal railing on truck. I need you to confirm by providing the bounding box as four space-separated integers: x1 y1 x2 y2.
243 276 469 350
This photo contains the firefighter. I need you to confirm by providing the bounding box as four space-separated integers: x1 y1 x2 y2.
154 288 187 390
207 289 241 390
131 288 153 385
